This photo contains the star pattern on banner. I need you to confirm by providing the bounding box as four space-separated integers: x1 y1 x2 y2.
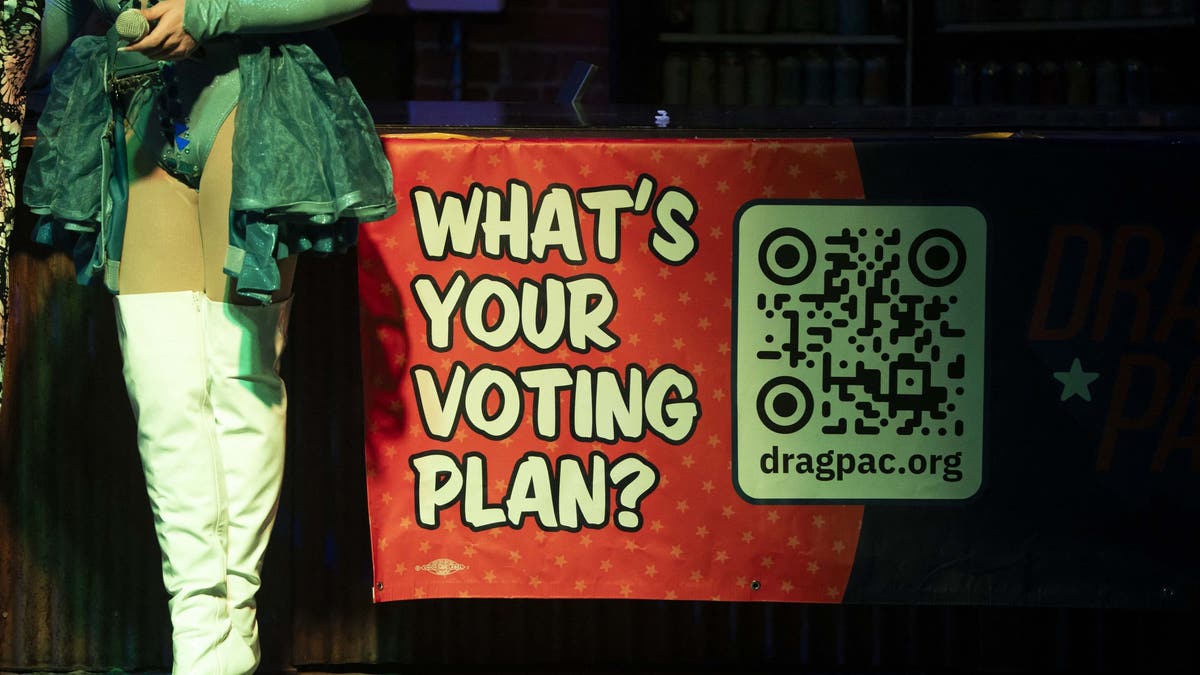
359 136 868 604
1054 357 1100 402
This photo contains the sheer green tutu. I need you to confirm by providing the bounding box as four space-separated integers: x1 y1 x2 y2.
24 36 112 287
24 35 396 302
228 40 396 302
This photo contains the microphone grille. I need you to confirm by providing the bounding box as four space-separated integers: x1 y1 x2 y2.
115 9 150 42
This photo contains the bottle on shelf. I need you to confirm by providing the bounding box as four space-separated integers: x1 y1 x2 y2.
719 49 747 104
739 0 773 32
746 48 774 105
832 49 862 104
805 50 832 104
775 53 804 105
787 0 823 31
862 55 891 105
662 50 690 104
689 50 717 103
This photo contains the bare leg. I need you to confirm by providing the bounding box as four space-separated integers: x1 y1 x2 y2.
199 109 297 304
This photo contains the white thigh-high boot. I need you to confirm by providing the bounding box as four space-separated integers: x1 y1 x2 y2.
115 291 254 674
202 296 292 672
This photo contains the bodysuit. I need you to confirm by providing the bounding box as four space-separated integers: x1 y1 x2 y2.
24 0 396 301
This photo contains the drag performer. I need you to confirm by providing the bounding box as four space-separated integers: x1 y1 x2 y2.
0 0 43 409
24 1 395 672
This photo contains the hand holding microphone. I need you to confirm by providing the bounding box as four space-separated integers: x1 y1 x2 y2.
115 8 151 42
116 1 199 62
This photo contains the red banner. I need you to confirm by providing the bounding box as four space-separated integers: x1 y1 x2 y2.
359 135 866 602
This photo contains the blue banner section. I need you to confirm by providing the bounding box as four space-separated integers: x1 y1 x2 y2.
846 137 1200 608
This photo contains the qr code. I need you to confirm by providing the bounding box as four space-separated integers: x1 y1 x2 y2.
733 203 986 502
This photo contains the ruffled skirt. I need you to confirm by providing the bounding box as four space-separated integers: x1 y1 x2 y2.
24 34 396 303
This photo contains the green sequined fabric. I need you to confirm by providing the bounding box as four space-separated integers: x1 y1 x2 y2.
24 32 396 302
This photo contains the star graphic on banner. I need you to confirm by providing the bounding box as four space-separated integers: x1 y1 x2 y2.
1054 358 1100 402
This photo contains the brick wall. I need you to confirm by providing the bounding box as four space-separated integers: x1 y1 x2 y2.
410 0 612 103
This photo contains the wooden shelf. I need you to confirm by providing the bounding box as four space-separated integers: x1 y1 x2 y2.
937 16 1195 34
658 32 904 47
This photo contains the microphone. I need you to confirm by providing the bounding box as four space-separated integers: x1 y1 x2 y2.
115 8 150 42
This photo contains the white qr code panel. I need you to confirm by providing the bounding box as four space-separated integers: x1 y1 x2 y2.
733 203 987 502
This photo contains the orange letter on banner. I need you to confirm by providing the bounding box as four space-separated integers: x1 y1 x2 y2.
1029 224 1102 341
